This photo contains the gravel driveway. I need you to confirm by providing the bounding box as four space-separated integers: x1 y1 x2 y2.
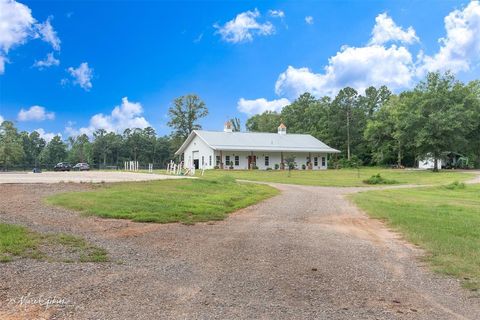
0 171 189 184
0 181 479 319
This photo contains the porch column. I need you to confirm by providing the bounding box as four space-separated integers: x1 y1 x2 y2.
280 152 284 170
308 152 312 169
220 150 224 169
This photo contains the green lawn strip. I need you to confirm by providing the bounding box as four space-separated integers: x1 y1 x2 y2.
0 223 107 263
351 184 480 290
186 167 474 187
46 176 279 224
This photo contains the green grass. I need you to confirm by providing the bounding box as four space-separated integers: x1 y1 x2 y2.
0 223 108 263
0 223 39 262
47 176 279 224
351 183 480 290
187 167 474 187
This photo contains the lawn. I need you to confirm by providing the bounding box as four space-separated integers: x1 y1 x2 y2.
47 176 279 224
0 223 108 263
351 183 480 290
191 167 473 187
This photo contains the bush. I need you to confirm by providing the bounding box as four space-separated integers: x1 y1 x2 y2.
214 165 219 169
274 164 279 170
266 167 272 170
363 174 398 185
301 164 306 170
338 155 362 168
445 181 466 190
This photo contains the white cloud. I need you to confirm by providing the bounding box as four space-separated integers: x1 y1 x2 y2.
370 13 419 45
65 97 150 137
34 128 61 142
34 17 60 50
0 0 34 53
274 13 420 99
0 56 5 74
0 0 60 74
417 0 480 75
0 115 4 123
275 45 414 98
18 105 55 121
269 5 479 100
305 16 314 25
268 10 285 18
193 33 203 43
0 0 34 73
237 97 290 114
67 62 93 91
33 52 59 69
214 9 275 43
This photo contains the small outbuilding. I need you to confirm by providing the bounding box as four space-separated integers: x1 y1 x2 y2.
175 122 340 170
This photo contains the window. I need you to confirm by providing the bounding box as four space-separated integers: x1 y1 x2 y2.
265 156 269 166
209 155 212 166
314 157 318 166
216 156 220 166
225 155 230 165
322 157 326 166
235 155 239 166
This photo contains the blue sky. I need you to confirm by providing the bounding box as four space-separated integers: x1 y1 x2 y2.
1 0 479 140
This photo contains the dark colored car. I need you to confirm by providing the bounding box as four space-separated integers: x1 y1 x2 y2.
73 163 90 171
53 162 71 171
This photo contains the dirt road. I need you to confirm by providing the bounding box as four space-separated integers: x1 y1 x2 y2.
0 182 478 319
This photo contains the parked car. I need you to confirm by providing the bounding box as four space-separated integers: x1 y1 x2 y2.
53 162 72 171
73 163 90 171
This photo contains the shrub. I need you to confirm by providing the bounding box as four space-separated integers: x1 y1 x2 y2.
363 174 398 185
445 181 466 190
214 165 219 169
338 155 362 168
266 167 272 170
274 164 279 170
301 164 306 170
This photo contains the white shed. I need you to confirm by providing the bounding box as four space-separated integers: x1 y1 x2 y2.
418 157 443 169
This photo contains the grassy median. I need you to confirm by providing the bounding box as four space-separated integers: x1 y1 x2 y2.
194 168 473 187
47 176 279 224
352 183 480 290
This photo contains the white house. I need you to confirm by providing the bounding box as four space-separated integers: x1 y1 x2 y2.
175 122 340 170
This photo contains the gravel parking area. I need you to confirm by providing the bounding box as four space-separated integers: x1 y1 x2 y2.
0 181 479 319
0 171 188 184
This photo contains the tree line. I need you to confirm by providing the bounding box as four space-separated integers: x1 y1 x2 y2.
246 72 480 170
1 72 479 170
0 124 174 170
0 95 210 170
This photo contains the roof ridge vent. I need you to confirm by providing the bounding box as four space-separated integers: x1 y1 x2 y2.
224 121 233 132
278 123 286 135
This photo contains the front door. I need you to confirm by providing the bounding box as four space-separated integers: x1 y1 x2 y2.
192 151 199 169
248 155 256 169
